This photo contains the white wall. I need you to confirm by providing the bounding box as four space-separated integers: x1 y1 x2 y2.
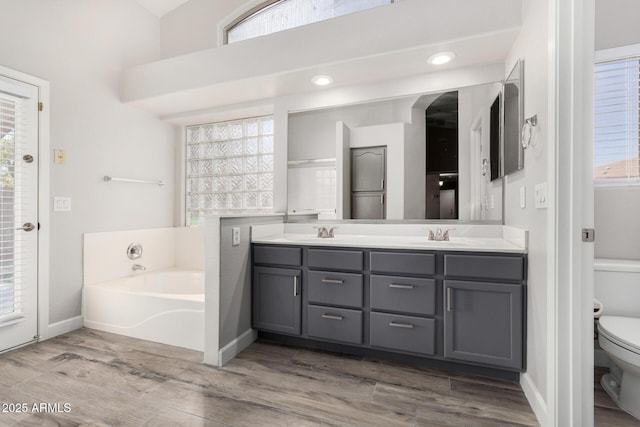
503 0 550 421
595 0 640 51
0 0 175 325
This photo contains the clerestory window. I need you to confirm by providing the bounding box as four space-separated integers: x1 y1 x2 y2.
225 0 393 44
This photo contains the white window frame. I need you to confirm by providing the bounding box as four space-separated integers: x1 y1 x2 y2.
594 43 640 187
219 0 394 45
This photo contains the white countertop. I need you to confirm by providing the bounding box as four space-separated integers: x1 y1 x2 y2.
252 233 526 253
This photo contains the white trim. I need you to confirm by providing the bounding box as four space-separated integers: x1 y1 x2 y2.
520 372 548 425
0 65 51 343
203 215 221 366
47 315 84 339
217 0 268 47
595 42 640 62
218 328 258 366
553 0 595 425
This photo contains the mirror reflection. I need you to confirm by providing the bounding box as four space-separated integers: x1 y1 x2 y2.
503 59 524 175
287 82 504 223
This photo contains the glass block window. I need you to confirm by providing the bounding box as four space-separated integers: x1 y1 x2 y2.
186 116 274 224
594 56 640 182
226 0 392 44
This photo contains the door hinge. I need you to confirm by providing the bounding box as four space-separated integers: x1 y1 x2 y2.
38 102 43 112
582 228 595 242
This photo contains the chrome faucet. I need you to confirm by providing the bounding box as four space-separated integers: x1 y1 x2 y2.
132 263 146 271
313 226 337 238
427 228 454 241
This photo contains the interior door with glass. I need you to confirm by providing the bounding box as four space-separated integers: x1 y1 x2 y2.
0 75 39 352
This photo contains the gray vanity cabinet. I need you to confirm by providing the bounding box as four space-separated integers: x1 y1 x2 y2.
252 266 302 335
252 244 527 378
443 253 525 370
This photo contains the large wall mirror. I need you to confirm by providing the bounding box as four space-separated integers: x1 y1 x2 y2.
286 81 505 223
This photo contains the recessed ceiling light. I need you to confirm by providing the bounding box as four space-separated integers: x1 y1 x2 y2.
311 75 334 86
428 51 456 65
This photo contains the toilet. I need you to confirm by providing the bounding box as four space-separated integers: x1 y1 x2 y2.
595 259 640 420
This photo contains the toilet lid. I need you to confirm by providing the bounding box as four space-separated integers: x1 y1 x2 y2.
599 316 640 352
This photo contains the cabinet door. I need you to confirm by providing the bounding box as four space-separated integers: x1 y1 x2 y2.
352 192 385 219
253 266 301 335
444 280 523 370
351 147 386 192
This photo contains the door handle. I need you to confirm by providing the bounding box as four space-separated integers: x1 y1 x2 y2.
321 314 343 321
293 276 299 297
389 283 414 289
447 287 452 312
321 278 344 285
16 223 35 232
389 322 414 329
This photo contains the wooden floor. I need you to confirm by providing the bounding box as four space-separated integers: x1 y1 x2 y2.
595 367 640 426
0 328 541 426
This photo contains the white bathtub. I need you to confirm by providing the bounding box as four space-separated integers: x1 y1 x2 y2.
82 269 204 351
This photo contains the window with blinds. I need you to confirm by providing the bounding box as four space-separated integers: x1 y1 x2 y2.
185 116 274 225
0 92 27 321
594 57 640 182
226 0 392 44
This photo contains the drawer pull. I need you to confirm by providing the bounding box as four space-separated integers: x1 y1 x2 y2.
321 314 344 321
447 287 452 312
389 283 414 289
293 276 299 297
321 278 344 285
389 322 414 329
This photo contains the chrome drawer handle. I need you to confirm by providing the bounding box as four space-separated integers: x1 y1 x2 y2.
321 279 344 285
389 283 414 289
293 276 299 297
389 322 414 329
447 287 452 312
322 314 344 321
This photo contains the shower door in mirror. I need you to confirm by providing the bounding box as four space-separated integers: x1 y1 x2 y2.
0 75 39 353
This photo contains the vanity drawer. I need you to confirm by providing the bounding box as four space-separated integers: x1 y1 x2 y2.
253 246 302 267
370 275 436 316
308 270 363 308
444 254 524 281
370 312 435 355
370 251 435 276
308 249 364 272
307 305 362 345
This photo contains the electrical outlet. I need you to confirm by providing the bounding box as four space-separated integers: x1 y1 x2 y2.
232 227 240 246
54 149 66 165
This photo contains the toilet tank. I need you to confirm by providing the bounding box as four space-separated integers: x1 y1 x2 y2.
595 259 640 317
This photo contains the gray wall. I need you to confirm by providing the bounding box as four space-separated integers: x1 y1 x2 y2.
219 216 285 347
595 0 640 50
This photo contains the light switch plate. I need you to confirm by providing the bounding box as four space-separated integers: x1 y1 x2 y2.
54 149 66 165
53 196 71 212
519 186 526 209
535 182 548 209
232 227 240 246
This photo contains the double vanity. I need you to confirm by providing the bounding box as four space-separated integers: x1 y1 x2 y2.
250 223 527 381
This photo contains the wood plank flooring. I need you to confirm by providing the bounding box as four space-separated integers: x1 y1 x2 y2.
0 328 541 426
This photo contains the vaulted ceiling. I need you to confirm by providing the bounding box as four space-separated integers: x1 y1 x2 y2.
134 0 190 17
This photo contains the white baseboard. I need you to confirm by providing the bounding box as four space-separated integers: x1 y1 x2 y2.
45 315 84 340
218 328 257 366
520 372 547 426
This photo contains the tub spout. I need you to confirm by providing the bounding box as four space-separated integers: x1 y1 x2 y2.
132 263 146 271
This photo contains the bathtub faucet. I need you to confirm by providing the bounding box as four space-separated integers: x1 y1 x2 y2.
132 263 146 271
